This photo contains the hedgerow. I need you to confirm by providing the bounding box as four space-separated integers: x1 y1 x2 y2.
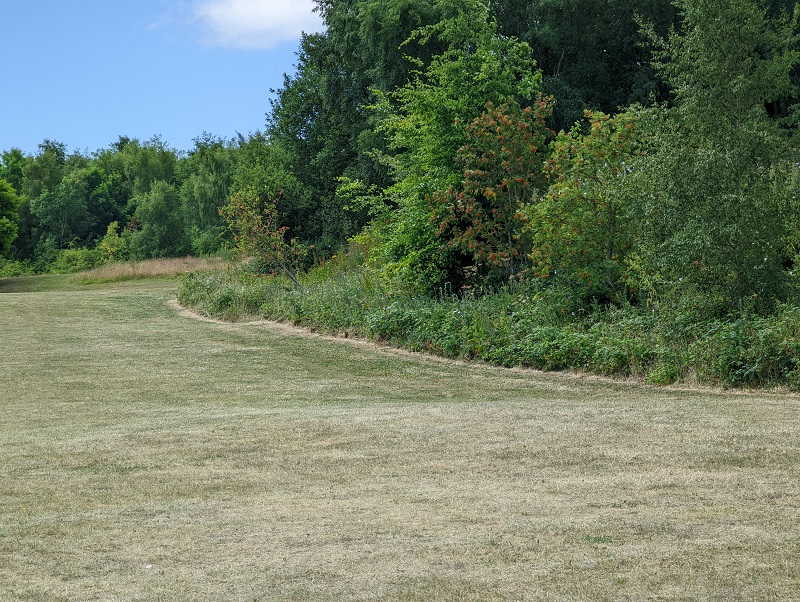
178 265 800 390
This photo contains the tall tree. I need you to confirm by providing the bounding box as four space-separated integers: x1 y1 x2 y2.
129 181 189 259
370 0 546 293
632 0 800 312
180 133 235 254
231 133 313 248
1 149 28 196
29 174 91 250
22 140 68 200
268 32 365 254
493 0 678 131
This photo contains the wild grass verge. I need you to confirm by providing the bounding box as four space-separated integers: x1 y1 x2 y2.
73 256 226 284
178 266 800 390
1 257 226 293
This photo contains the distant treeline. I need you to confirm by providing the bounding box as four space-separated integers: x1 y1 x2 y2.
0 133 280 273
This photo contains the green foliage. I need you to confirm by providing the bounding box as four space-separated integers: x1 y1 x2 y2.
318 0 446 94
1 148 28 195
180 133 235 255
129 181 189 259
179 269 278 321
632 0 800 313
48 246 105 274
180 259 800 391
493 0 678 131
99 221 129 261
370 1 546 294
115 136 178 198
29 173 91 250
0 177 20 256
219 189 311 287
380 0 542 183
267 31 372 255
232 134 311 231
688 307 800 388
0 258 33 278
433 97 554 287
22 140 68 200
525 110 639 304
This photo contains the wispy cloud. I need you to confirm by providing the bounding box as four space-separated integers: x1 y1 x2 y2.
191 0 324 49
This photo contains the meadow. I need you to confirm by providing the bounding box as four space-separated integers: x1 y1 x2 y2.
1 272 799 601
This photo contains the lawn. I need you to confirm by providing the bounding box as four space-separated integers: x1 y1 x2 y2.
1 276 799 601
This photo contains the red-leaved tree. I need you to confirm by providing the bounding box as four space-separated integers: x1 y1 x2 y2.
432 96 554 287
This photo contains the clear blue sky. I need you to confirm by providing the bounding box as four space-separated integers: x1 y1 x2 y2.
0 0 324 156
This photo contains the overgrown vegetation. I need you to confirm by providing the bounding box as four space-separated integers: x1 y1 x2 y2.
179 263 800 389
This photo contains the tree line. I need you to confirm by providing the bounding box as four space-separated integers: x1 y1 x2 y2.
0 132 276 273
3 0 800 317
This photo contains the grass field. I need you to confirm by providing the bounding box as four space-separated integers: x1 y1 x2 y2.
1 275 799 601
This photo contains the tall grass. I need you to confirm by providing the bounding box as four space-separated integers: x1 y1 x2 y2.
178 263 800 390
74 256 226 284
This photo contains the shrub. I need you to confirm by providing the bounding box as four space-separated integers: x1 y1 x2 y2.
49 247 105 274
689 308 800 387
177 258 800 390
0 259 34 278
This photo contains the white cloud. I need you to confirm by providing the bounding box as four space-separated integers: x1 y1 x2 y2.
192 0 324 49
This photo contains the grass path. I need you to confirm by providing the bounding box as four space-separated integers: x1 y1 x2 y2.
1 278 799 601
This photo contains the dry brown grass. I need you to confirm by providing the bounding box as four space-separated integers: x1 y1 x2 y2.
1 279 799 601
73 256 226 283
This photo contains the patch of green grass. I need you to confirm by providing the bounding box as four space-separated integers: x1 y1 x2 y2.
0 273 76 293
582 534 614 544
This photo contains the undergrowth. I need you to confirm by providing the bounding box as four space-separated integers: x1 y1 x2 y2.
178 263 800 390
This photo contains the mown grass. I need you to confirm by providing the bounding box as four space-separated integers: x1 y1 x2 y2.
0 257 225 294
2 278 800 601
0 274 77 293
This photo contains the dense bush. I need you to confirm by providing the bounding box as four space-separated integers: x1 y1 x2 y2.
177 263 800 391
48 247 105 274
0 258 33 278
688 308 800 388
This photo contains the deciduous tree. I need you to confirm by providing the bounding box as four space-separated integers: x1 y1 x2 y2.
371 0 545 293
525 110 639 303
633 0 800 312
433 97 554 287
219 189 310 287
0 177 19 256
